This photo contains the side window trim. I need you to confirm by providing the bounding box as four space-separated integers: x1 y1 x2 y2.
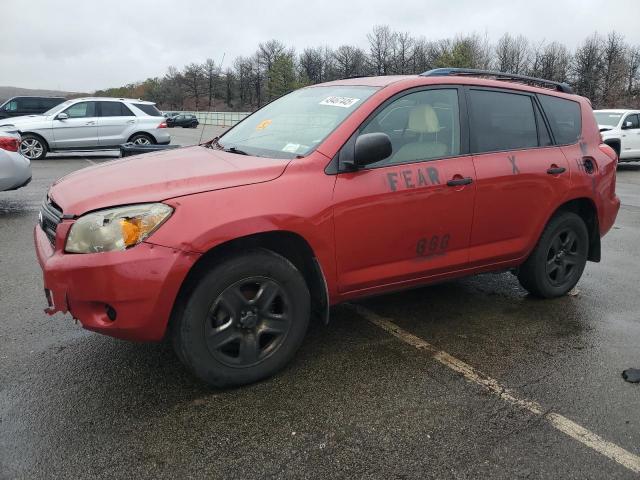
532 97 554 147
331 85 469 174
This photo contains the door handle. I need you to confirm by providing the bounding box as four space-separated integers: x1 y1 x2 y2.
85 121 96 125
546 166 566 175
446 177 473 187
126 120 135 124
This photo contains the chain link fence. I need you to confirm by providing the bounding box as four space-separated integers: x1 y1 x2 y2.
163 111 250 127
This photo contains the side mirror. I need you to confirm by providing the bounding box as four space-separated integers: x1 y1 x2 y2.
351 132 392 169
55 112 69 120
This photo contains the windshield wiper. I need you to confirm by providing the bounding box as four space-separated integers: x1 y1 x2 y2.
223 146 249 156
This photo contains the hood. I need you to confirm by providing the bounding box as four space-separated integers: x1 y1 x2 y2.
0 115 47 127
49 146 291 215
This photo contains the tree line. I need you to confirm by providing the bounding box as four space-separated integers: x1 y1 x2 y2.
94 26 640 111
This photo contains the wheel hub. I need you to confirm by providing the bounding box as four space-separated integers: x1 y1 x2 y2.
238 308 259 329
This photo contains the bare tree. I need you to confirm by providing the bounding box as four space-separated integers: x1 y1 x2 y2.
571 34 603 103
333 45 367 78
601 32 628 107
182 63 205 110
391 31 414 74
494 33 530 74
202 58 221 109
625 46 640 104
367 25 395 75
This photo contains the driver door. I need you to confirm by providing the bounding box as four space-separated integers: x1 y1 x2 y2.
332 87 476 293
52 101 99 149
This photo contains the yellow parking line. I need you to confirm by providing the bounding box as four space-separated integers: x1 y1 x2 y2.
349 303 640 474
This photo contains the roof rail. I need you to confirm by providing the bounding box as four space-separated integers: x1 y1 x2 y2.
420 68 574 94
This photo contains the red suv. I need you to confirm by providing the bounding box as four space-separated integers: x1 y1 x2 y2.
35 68 620 387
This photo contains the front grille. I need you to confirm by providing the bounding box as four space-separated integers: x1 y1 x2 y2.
39 198 63 246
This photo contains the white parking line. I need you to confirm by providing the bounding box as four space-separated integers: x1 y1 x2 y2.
349 304 640 474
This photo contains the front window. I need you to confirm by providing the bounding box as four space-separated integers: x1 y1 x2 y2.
63 101 96 118
218 86 379 158
594 111 623 128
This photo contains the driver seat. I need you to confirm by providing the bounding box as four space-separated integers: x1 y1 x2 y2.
393 105 447 163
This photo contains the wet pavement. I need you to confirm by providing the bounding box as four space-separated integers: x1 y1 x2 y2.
1 144 639 478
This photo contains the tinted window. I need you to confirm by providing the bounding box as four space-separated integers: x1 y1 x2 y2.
361 88 460 166
100 101 134 117
133 103 162 116
64 102 96 118
624 114 640 129
39 98 64 109
538 94 581 145
469 90 538 153
534 103 553 147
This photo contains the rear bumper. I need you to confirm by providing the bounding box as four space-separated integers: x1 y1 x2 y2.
600 194 621 237
34 224 200 342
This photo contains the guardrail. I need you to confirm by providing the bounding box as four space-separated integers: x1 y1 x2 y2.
163 111 250 127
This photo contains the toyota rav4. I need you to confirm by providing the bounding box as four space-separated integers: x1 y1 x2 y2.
35 68 620 387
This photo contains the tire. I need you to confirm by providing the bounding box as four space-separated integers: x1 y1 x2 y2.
517 211 589 298
172 249 311 387
129 133 155 145
19 134 48 160
191 122 198 129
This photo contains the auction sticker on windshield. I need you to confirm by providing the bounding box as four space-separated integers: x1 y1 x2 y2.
319 96 360 108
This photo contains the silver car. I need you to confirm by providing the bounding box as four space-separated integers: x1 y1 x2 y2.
0 131 31 191
0 97 171 160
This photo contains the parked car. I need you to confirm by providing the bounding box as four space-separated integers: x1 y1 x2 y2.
167 113 199 128
163 112 179 118
35 68 620 387
0 98 170 160
0 131 31 191
594 109 640 162
0 96 66 119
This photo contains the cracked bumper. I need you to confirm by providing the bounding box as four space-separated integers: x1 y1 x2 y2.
34 223 200 342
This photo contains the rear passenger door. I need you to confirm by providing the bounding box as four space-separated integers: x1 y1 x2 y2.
97 101 137 147
466 87 571 266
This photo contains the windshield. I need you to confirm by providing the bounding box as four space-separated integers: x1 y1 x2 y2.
217 85 378 158
43 99 73 115
594 112 623 128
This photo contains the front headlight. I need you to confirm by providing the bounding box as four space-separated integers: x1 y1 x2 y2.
65 203 173 253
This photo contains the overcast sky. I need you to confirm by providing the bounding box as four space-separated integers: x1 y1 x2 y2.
3 0 640 92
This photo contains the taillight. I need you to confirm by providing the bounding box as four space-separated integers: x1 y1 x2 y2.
157 122 167 129
0 136 20 152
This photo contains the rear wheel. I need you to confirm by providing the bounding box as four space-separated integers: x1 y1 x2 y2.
172 249 310 387
517 211 589 298
19 134 47 160
129 133 155 145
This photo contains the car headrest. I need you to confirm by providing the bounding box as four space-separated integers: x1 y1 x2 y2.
408 105 440 133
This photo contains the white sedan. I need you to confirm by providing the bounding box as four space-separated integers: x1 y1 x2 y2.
0 131 31 191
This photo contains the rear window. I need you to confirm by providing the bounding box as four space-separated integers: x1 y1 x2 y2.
39 98 64 109
538 95 581 145
132 103 162 116
468 89 538 153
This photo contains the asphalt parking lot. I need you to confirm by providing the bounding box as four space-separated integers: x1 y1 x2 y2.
1 128 639 479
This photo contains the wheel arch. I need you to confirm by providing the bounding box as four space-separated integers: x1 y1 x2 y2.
552 197 600 262
603 138 621 158
168 230 329 339
20 131 50 151
127 131 156 143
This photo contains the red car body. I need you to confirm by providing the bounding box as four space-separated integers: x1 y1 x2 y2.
35 74 620 342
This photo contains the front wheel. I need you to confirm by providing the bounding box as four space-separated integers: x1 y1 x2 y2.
20 134 48 160
517 211 589 298
172 250 310 387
